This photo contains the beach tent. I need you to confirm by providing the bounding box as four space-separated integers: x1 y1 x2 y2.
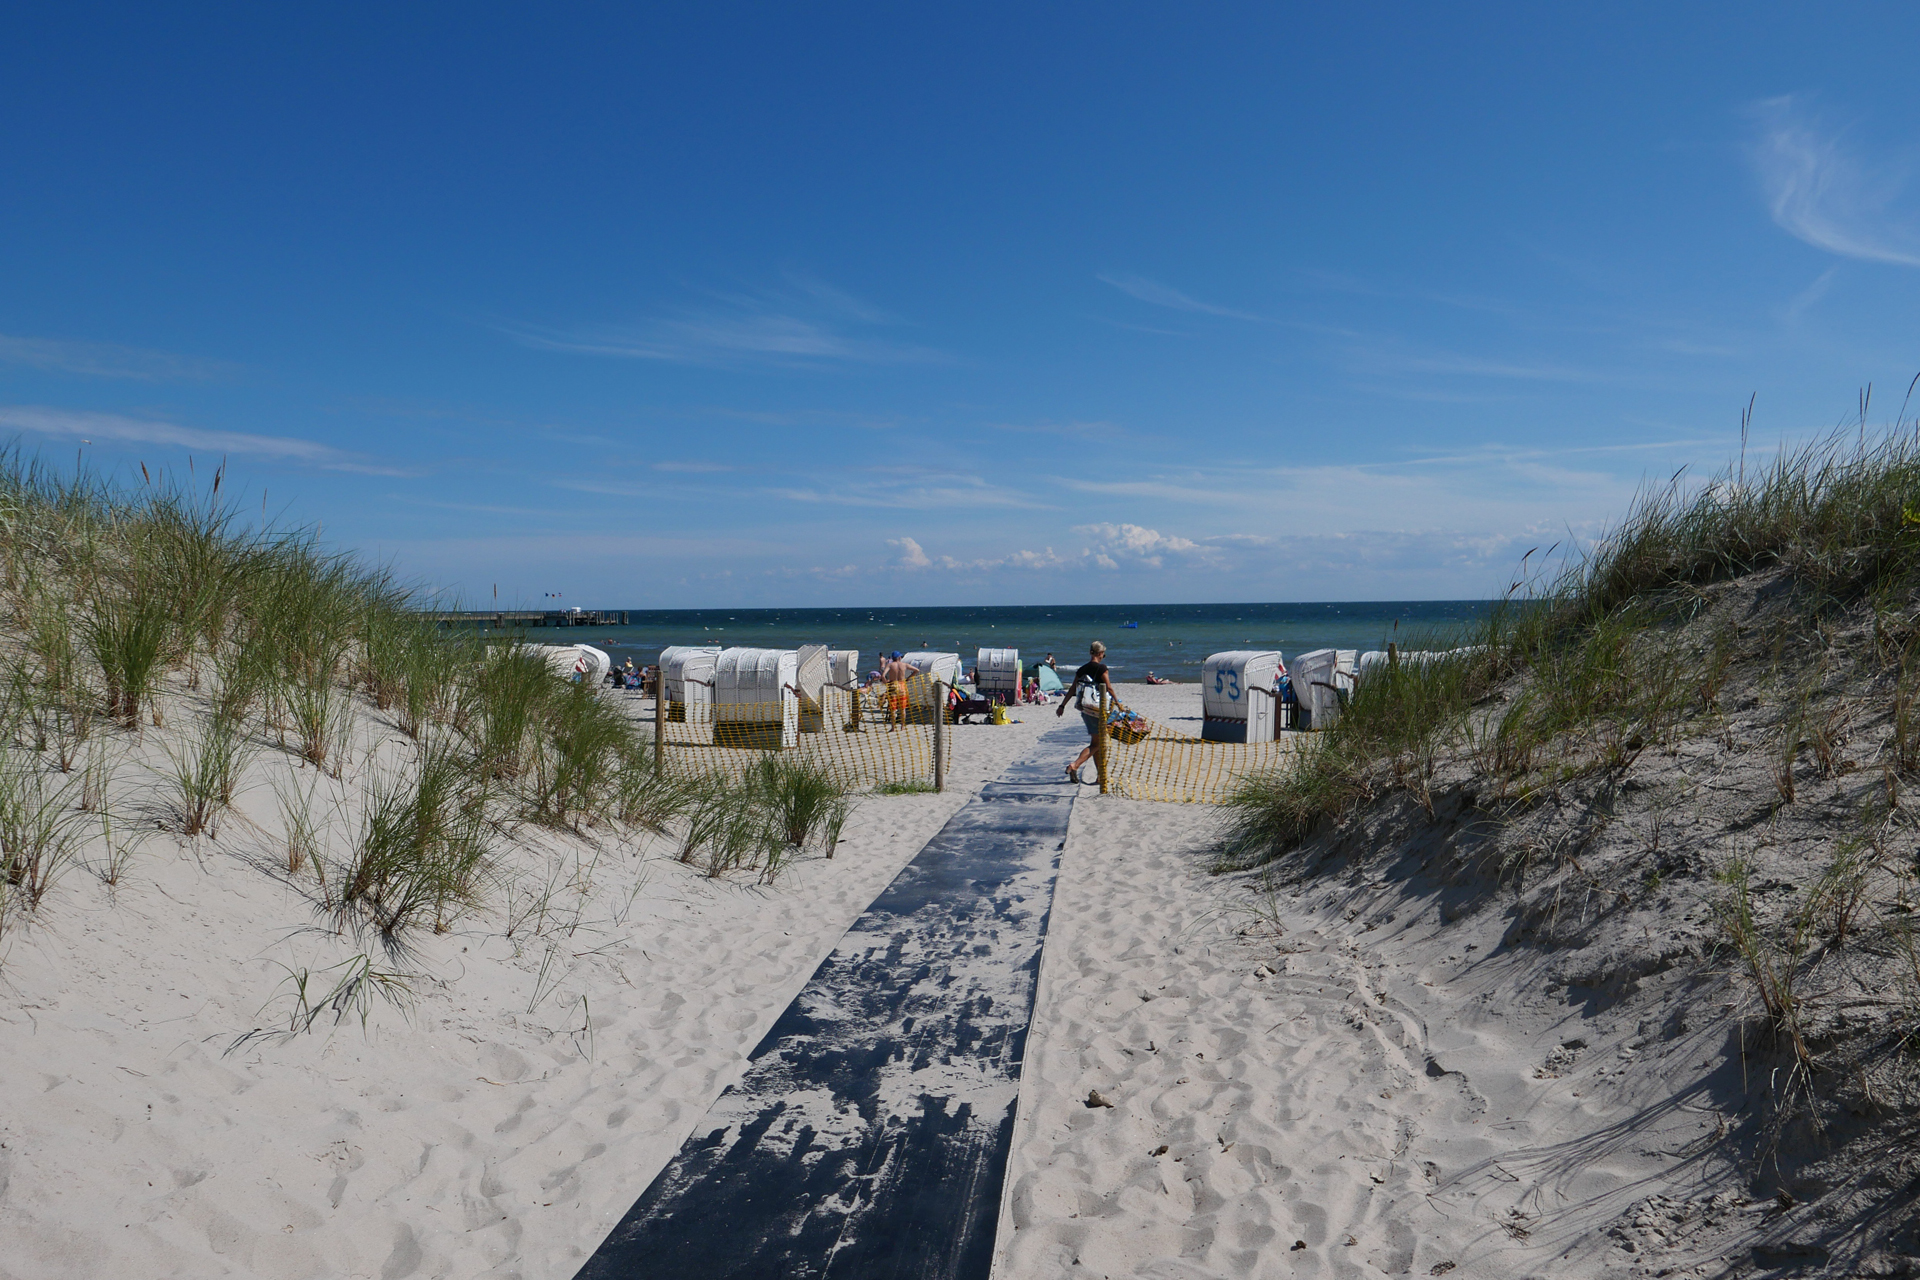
1356 646 1486 684
1036 664 1063 694
1292 649 1344 730
794 644 830 733
1201 650 1283 742
714 648 799 750
902 651 962 684
660 645 721 723
901 651 962 723
975 647 1021 700
521 643 611 686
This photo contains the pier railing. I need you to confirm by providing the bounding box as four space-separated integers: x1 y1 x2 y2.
434 609 631 629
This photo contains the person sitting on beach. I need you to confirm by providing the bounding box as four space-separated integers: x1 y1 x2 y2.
882 651 911 730
1056 640 1120 782
1145 671 1172 685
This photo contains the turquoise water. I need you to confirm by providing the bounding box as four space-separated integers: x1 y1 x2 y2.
491 601 1492 684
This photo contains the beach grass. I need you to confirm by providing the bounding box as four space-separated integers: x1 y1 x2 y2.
0 449 862 949
1223 427 1920 866
336 736 493 942
0 752 91 910
159 708 255 836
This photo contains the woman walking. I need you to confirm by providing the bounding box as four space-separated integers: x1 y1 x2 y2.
1056 640 1119 782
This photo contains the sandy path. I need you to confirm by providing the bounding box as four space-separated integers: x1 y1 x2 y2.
997 796 1739 1280
0 682 1204 1280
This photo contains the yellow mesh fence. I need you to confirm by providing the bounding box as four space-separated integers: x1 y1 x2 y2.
1096 706 1304 804
643 675 935 788
631 675 1302 802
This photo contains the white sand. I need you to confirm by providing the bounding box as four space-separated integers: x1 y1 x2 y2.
2 680 1711 1278
998 758 1740 1279
0 683 1133 1278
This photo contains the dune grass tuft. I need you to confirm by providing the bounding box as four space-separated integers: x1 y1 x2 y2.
336 738 493 943
1223 427 1920 867
0 447 871 950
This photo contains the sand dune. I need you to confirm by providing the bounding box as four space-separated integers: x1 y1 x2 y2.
2 679 1761 1278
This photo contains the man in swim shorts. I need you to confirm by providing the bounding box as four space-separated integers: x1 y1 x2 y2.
882 651 910 729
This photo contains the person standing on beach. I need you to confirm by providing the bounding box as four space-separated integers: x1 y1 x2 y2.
882 650 910 730
1056 640 1118 781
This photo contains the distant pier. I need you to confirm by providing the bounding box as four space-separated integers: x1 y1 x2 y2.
434 609 631 629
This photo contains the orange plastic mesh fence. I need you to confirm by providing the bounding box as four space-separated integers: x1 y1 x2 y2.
1097 708 1303 804
638 674 935 788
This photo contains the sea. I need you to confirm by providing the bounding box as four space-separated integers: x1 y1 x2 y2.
505 601 1493 684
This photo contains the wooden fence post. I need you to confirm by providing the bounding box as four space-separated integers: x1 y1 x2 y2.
933 680 946 793
654 667 665 778
1096 689 1109 794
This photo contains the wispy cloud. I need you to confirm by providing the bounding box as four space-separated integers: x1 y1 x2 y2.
0 334 235 381
1390 353 1598 382
1064 476 1228 505
1096 273 1262 320
0 405 407 475
915 544 1085 574
768 468 1053 510
1082 315 1191 338
989 418 1155 444
503 278 949 368
693 406 915 431
885 523 1216 576
549 477 714 500
1781 266 1839 322
1750 95 1920 267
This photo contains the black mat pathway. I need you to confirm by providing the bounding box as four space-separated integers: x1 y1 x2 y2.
574 725 1084 1280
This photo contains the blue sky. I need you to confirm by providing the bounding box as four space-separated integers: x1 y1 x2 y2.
4 4 1919 608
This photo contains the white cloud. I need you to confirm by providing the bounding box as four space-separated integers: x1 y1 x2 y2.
0 406 408 475
889 536 931 568
885 524 1215 576
1750 95 1920 267
1074 522 1201 557
1069 522 1210 567
999 547 1074 570
0 334 235 381
1096 273 1262 320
